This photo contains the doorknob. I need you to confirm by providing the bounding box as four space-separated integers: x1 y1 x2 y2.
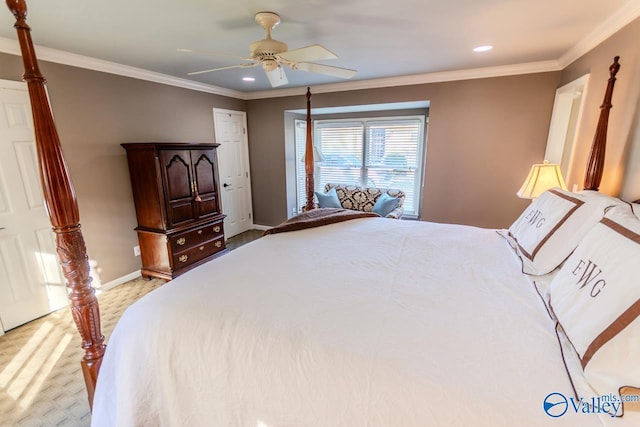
223 183 231 188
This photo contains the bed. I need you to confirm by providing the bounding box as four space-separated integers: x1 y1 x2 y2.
5 1 639 426
92 210 639 426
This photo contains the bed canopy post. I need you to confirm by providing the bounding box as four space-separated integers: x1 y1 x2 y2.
5 0 105 408
304 87 315 211
583 56 620 191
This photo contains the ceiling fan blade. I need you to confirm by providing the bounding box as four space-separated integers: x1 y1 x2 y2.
295 62 357 79
188 63 257 76
177 48 252 62
278 44 337 62
265 66 288 87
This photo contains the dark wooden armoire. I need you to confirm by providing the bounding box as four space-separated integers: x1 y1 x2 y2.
122 142 227 280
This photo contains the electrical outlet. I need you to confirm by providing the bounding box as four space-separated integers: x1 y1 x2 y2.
133 245 141 256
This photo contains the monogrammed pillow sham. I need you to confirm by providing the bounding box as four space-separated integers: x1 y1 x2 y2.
548 204 640 412
506 189 622 275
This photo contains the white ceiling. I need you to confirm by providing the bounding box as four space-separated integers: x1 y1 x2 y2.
0 0 638 98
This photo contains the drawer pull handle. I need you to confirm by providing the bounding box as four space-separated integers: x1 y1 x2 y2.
215 241 222 248
213 226 221 233
197 230 203 235
199 246 204 251
176 237 186 246
178 255 188 263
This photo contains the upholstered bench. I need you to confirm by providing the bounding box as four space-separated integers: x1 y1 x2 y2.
316 183 405 219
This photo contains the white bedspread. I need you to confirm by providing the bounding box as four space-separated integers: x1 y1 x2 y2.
92 218 627 426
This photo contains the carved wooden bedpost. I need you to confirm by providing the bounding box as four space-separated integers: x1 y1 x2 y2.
5 0 105 408
304 87 315 211
584 56 620 191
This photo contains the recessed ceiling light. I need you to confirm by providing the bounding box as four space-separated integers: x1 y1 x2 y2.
242 77 256 82
473 45 493 52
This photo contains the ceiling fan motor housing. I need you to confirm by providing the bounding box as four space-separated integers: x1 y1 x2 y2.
250 38 288 62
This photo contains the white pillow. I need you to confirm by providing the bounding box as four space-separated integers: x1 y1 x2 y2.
507 188 622 275
548 204 640 413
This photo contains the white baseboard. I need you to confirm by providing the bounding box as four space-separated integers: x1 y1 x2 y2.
99 271 141 292
251 224 272 231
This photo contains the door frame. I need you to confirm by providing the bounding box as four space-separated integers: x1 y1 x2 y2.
212 108 254 235
543 73 590 190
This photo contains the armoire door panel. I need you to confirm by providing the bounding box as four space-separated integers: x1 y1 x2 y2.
160 150 193 202
197 197 219 218
169 201 195 225
192 150 217 196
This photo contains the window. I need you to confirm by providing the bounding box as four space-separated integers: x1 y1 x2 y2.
295 116 426 217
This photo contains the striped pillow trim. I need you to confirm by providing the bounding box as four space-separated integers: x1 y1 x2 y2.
516 189 584 261
580 217 640 368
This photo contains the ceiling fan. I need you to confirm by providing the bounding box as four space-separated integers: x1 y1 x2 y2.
179 12 357 87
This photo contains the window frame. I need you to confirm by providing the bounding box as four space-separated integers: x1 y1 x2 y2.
295 115 427 219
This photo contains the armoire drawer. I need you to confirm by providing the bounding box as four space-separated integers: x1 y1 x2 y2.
170 221 224 252
172 235 225 268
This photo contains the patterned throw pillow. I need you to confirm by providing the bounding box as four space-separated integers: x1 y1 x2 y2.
323 184 406 218
334 185 378 212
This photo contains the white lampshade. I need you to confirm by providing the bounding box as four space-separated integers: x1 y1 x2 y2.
517 160 568 199
300 144 325 163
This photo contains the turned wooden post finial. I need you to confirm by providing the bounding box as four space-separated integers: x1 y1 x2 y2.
583 56 620 191
610 55 621 77
6 0 27 19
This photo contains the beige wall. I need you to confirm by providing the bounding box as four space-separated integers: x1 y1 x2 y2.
0 52 245 283
249 16 640 228
248 72 561 228
2 15 637 284
559 17 640 201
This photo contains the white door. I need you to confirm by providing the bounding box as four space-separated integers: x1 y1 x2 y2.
213 108 253 238
0 80 67 333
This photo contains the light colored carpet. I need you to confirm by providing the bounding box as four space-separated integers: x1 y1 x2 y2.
0 277 164 427
0 229 262 427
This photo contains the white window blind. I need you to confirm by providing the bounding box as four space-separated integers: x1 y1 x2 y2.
295 116 426 218
294 119 307 209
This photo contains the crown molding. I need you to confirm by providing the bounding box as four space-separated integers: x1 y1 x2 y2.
1 0 638 102
558 0 640 68
245 60 562 100
0 36 245 99
0 34 560 101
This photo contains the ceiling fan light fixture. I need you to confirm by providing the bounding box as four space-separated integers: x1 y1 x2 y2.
261 59 279 72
